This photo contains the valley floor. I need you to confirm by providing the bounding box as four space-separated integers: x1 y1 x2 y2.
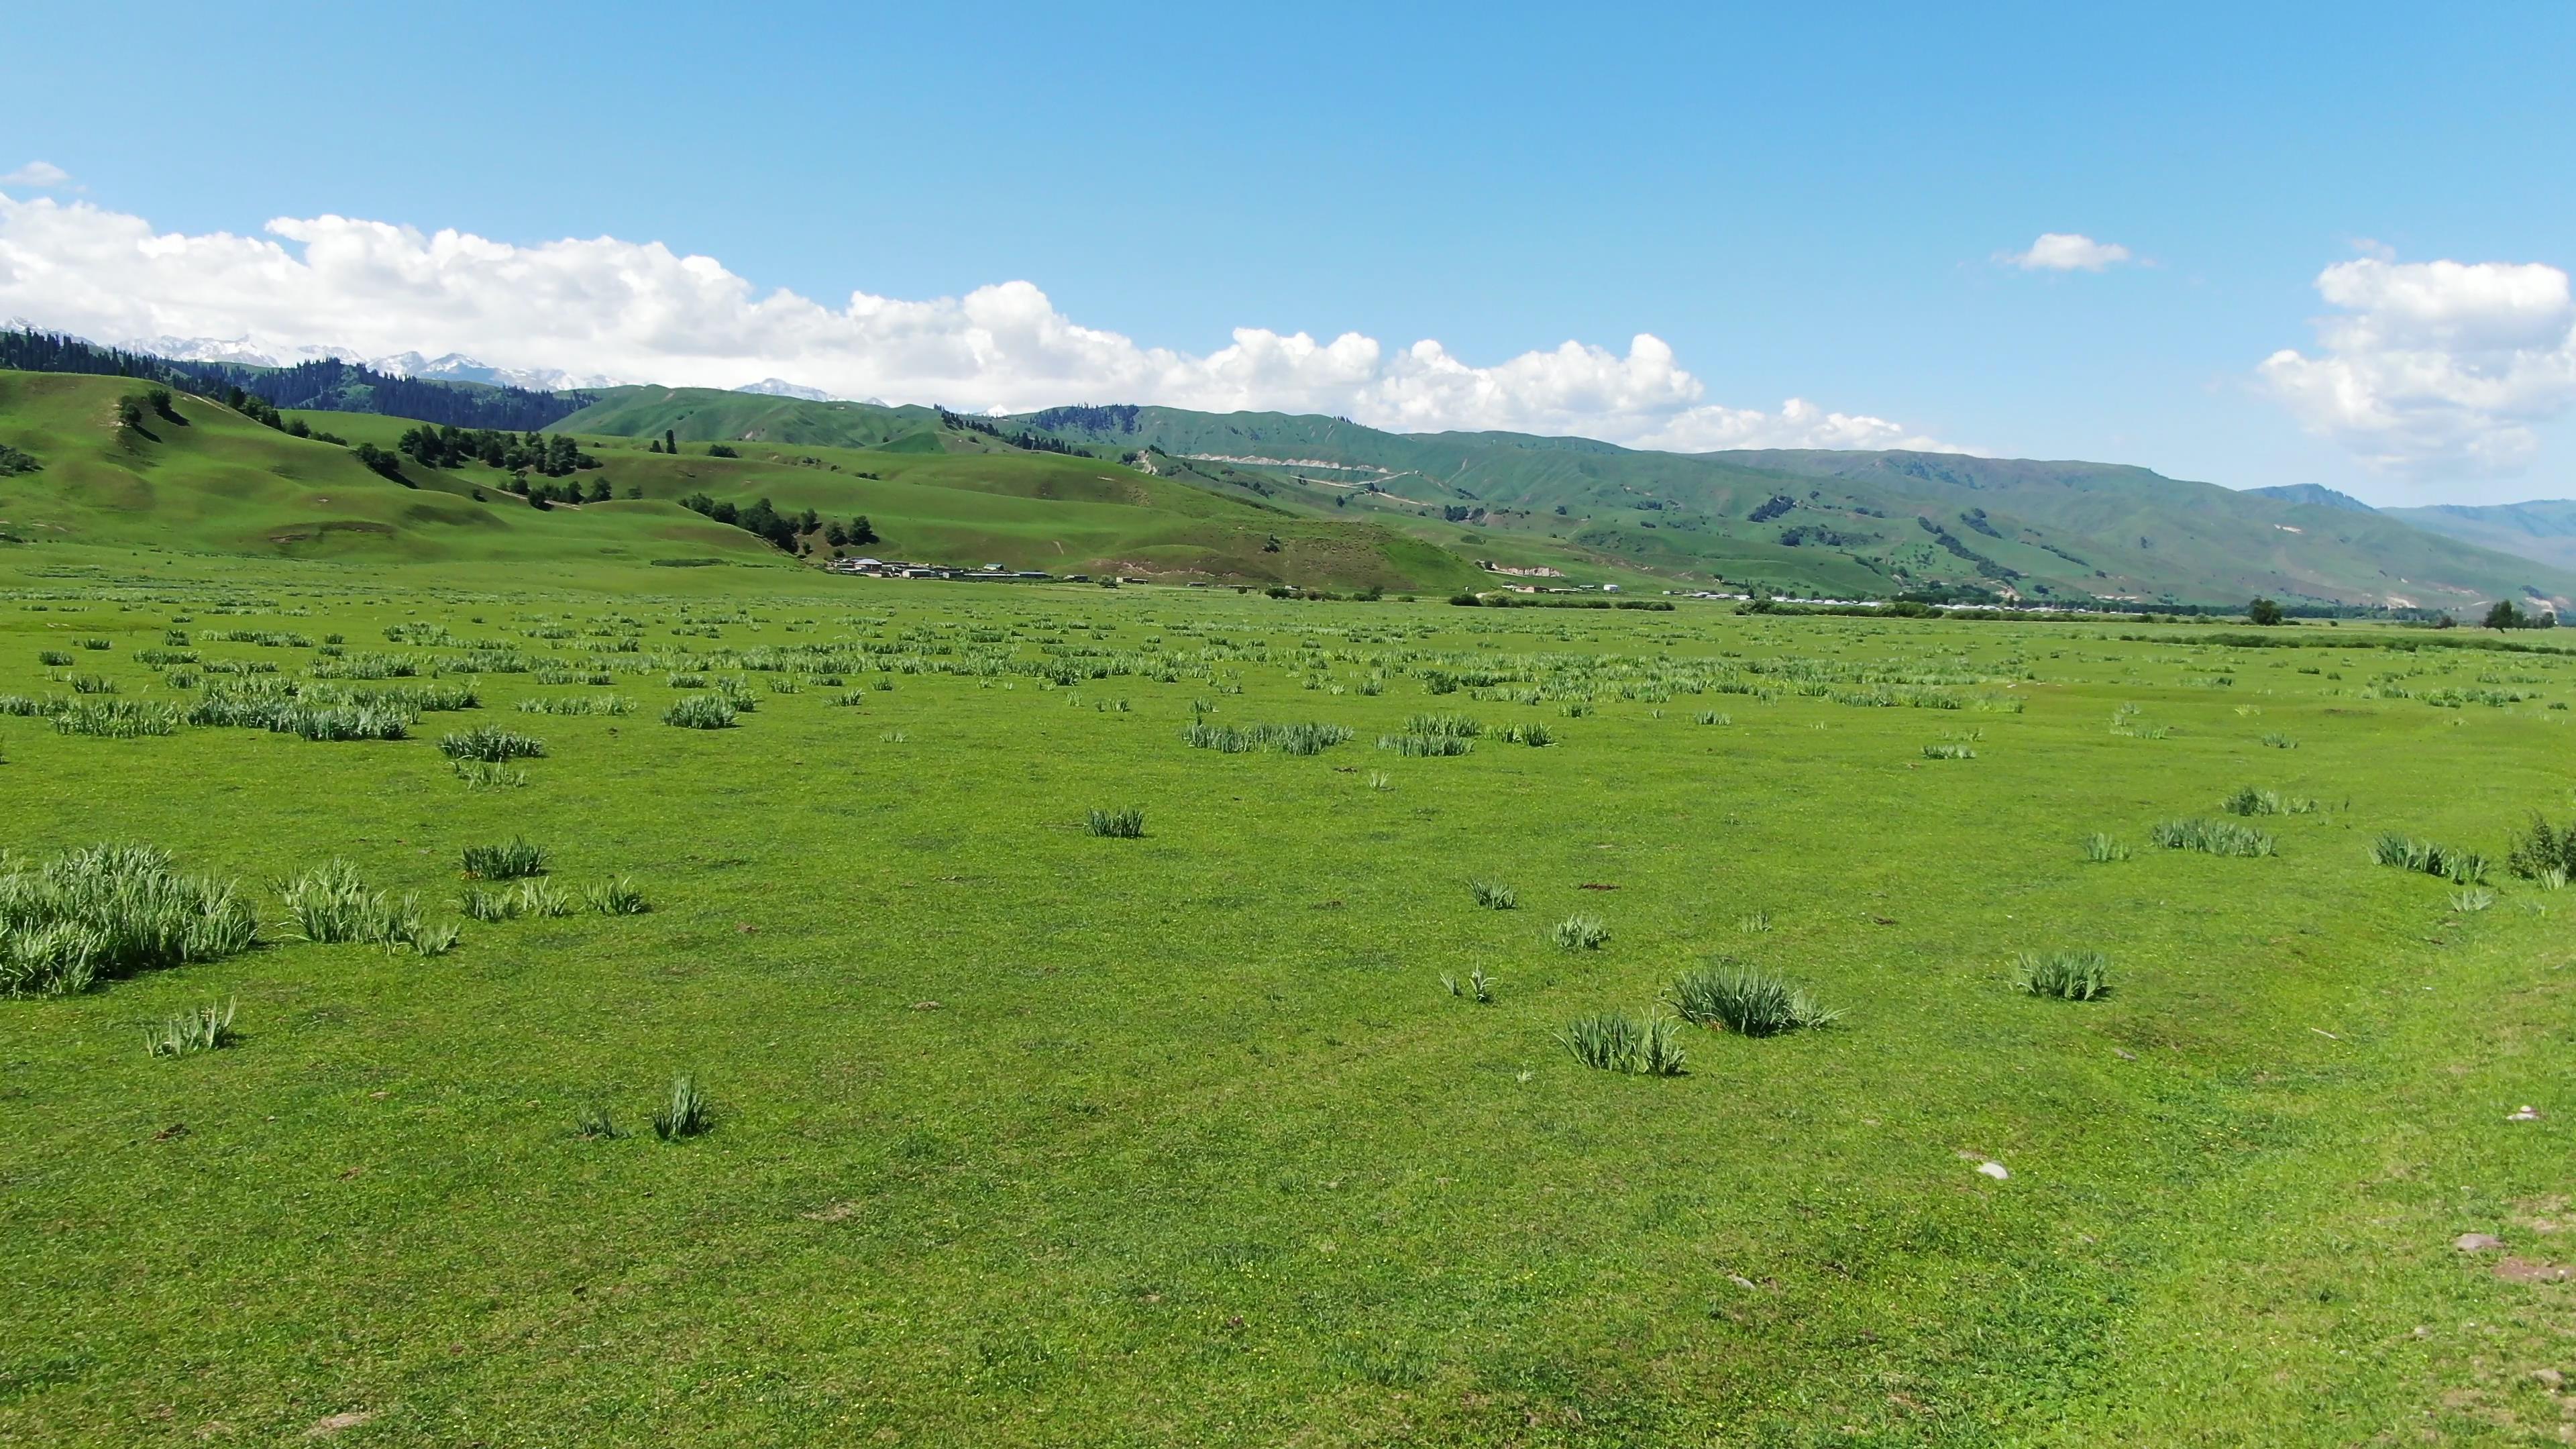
1 551 2569 1446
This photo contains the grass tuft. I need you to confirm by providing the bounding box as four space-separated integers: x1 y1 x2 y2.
2149 817 2276 857
461 838 547 881
661 694 739 729
1666 963 1841 1035
1083 806 1146 839
2081 832 2132 863
584 877 650 914
0 845 257 996
652 1074 713 1140
2369 833 2489 883
1557 1012 1686 1075
2012 949 2111 1000
144 999 237 1057
1467 879 1518 910
1550 914 1609 951
439 725 546 762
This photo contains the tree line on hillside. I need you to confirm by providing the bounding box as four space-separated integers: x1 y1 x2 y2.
1024 404 1144 435
398 425 597 476
244 359 591 431
936 407 1093 456
0 328 590 431
678 492 875 553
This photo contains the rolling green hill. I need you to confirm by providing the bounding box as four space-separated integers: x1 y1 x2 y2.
0 372 1499 591
2377 498 2576 575
1715 449 2576 612
19 362 2569 609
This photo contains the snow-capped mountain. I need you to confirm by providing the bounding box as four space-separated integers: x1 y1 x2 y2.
105 335 622 392
733 378 888 406
737 378 835 402
119 334 360 368
369 352 623 392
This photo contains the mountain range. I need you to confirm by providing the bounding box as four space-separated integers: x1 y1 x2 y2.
7 328 2576 611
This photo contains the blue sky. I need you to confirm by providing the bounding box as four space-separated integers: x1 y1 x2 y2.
5 1 2574 503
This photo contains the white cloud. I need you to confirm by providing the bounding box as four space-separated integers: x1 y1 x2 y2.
2259 255 2576 478
0 190 1958 453
1999 233 2133 272
0 162 68 188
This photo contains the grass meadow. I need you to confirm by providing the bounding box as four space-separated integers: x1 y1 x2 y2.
1 552 2571 1444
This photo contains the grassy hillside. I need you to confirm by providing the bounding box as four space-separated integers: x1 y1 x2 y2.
0 372 1501 591
1722 449 2576 611
556 386 971 453
2381 498 2576 574
0 370 773 567
977 407 2576 608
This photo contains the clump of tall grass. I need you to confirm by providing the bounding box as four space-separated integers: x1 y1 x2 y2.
439 725 547 761
2081 832 2132 863
278 860 378 943
1550 914 1608 950
64 674 117 694
1379 732 1473 757
517 694 635 716
2012 950 2110 1000
1083 806 1146 839
1401 712 1485 738
2149 818 2275 857
459 885 521 922
652 1074 713 1140
1497 722 1554 746
461 839 547 881
452 759 527 790
279 704 411 741
1468 879 1518 910
76 637 109 651
1557 1011 1686 1075
1921 743 1976 759
1694 710 1731 725
35 649 71 667
0 845 258 996
516 879 576 918
661 695 738 729
145 1000 237 1057
2222 786 2318 816
2370 834 2489 883
574 1104 624 1140
1666 963 1841 1035
1365 771 1393 791
2451 888 2496 913
2260 732 2297 749
585 877 649 914
1180 720 1355 755
53 698 180 737
277 861 460 955
2506 814 2576 883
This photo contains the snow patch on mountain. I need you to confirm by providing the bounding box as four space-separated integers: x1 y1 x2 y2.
103 334 622 392
737 378 835 401
370 352 622 392
735 378 888 406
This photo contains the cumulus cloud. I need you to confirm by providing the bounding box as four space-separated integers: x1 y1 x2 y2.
0 162 68 188
2259 255 2576 478
0 189 1957 453
1999 233 2132 272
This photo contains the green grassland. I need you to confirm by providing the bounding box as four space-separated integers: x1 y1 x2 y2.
2 541 2571 1445
547 387 2576 607
0 372 1631 592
